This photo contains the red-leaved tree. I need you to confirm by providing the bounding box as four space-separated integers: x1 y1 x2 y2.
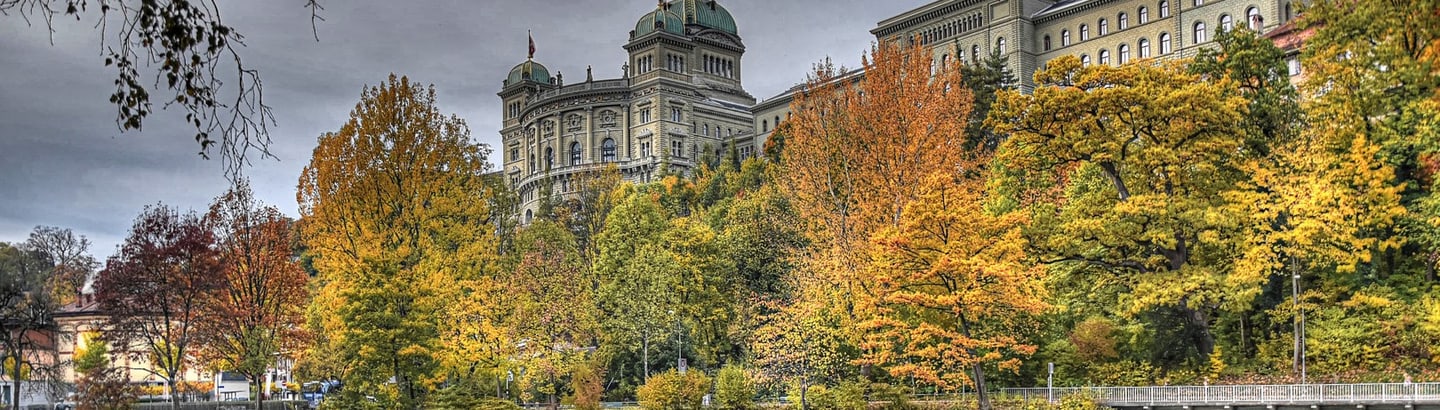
96 204 223 409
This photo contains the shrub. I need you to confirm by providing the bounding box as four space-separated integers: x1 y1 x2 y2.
571 362 606 410
714 364 755 409
637 369 711 410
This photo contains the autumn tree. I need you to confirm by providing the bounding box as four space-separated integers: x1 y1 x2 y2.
297 74 497 407
505 221 596 410
1297 0 1440 280
778 41 975 375
196 180 308 409
864 170 1048 410
1 0 325 175
96 204 223 409
989 56 1254 366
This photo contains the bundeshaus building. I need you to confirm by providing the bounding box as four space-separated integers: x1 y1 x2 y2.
501 0 1297 220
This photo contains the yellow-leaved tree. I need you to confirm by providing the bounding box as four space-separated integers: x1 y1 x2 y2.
865 168 1047 410
296 74 498 407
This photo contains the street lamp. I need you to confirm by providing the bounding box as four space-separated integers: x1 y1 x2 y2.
1292 268 1307 384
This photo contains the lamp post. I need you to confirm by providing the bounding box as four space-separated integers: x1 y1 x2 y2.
1291 261 1307 384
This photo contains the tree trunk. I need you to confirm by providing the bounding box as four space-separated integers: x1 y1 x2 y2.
168 379 179 410
958 314 992 410
642 334 650 382
254 372 264 410
11 349 21 410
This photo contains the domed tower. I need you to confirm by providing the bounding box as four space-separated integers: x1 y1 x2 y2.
623 0 753 179
498 37 556 186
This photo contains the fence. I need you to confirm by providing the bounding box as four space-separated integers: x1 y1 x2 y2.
1003 383 1440 407
132 400 307 410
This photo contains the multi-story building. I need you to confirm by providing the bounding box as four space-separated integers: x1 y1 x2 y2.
504 0 1302 215
753 0 1301 151
499 0 758 222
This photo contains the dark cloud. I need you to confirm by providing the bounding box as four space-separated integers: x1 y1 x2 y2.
0 0 924 257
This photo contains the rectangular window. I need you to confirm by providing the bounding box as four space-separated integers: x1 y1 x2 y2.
1287 58 1301 76
671 108 683 122
640 109 652 123
672 141 683 158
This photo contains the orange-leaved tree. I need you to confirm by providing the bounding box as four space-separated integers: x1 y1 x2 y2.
777 40 975 377
198 179 308 408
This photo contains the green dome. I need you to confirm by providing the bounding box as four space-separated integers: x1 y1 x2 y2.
634 7 685 37
681 0 738 35
506 60 552 86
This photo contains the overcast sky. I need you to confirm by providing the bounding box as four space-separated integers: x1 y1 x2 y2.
0 0 925 259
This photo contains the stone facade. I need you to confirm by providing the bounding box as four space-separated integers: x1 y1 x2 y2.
499 0 757 222
748 0 1300 150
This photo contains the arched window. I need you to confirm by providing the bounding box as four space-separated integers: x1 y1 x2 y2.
996 37 1006 55
1044 35 1052 51
525 209 533 224
1119 12 1129 29
971 45 980 62
1160 32 1172 54
601 138 616 162
1284 2 1293 22
774 116 781 128
544 147 554 170
1194 0 1203 6
1139 6 1150 24
1118 43 1131 63
762 120 769 132
1194 21 1208 43
570 142 582 166
1080 24 1090 40
1062 30 1071 46
1220 14 1234 32
1080 54 1092 66
703 124 709 136
1099 18 1109 35
1247 6 1263 29
1139 38 1152 57
1160 0 1170 17
1099 49 1111 65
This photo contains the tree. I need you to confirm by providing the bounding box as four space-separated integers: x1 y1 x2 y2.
73 333 135 410
989 56 1253 365
506 221 596 410
197 180 309 409
1297 0 1440 281
960 51 1018 152
296 74 496 407
96 204 223 409
864 171 1048 410
1 0 325 176
778 41 975 378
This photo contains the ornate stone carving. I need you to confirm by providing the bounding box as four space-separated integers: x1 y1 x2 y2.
598 110 617 128
566 114 583 131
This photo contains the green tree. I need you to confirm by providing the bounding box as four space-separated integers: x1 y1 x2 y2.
989 55 1253 366
961 51 1018 152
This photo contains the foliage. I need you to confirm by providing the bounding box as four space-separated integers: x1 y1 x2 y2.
506 221 597 408
0 0 327 175
960 51 1018 152
74 367 136 410
297 74 496 407
96 204 222 407
989 55 1253 367
570 361 606 410
635 369 710 410
714 364 755 409
196 179 309 406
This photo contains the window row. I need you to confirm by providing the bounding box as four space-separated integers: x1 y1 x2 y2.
1076 34 1173 66
705 55 735 79
915 12 985 46
699 123 738 137
666 54 686 72
1044 1 1170 51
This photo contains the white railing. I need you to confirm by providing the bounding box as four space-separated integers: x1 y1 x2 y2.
1002 383 1440 406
